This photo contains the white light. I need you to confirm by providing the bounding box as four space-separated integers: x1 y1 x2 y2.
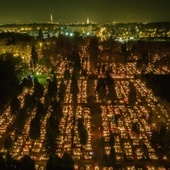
70 33 73 36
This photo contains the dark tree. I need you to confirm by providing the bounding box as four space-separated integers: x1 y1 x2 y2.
160 125 166 137
33 77 44 99
150 130 159 148
46 154 62 170
132 122 140 134
89 36 99 70
0 54 19 114
24 94 36 112
108 84 117 103
4 136 13 151
87 95 95 107
5 151 20 170
105 73 114 87
38 28 43 39
44 93 50 109
29 117 40 140
36 101 46 119
156 147 164 160
79 127 88 145
20 155 35 170
64 69 71 80
59 79 66 102
73 51 81 71
78 118 84 130
44 116 58 156
102 63 105 73
121 43 127 54
70 73 79 94
48 77 57 99
72 92 78 114
128 82 137 105
0 153 6 170
109 147 116 165
10 97 20 115
77 118 88 145
30 46 38 70
61 152 74 170
15 108 27 132
141 143 149 159
98 86 107 102
96 78 106 93
109 133 115 147
19 76 33 90
81 69 87 78
50 100 62 118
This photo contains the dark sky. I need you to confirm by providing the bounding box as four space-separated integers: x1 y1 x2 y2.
0 0 170 23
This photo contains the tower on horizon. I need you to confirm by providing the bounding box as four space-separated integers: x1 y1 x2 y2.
50 14 53 23
87 18 89 24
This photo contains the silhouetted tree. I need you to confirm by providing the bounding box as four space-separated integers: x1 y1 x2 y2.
70 73 79 94
30 46 38 70
0 153 6 170
132 122 140 134
89 36 99 70
15 109 26 132
19 76 33 90
29 117 40 140
109 133 115 147
20 155 35 170
44 93 50 109
46 154 62 170
36 101 46 119
5 151 20 170
24 94 36 112
102 63 105 73
73 51 81 71
33 77 44 99
108 84 117 103
109 148 116 165
72 92 78 114
96 78 106 93
77 118 88 145
38 28 43 39
160 125 166 137
64 69 71 80
98 86 106 101
10 97 20 115
61 152 74 170
79 127 88 145
59 79 66 102
0 54 19 114
4 136 13 151
128 82 137 105
44 115 58 156
48 77 57 99
105 73 114 87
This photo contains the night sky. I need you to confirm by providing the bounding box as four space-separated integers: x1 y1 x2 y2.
0 0 170 24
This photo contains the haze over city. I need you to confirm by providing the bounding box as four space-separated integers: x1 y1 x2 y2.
0 0 170 24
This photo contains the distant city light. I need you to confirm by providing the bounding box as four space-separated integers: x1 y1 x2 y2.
70 33 73 36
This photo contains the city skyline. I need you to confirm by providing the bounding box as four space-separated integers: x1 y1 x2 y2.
0 0 170 24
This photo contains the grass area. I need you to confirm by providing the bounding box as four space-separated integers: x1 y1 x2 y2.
37 77 49 86
33 73 53 86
